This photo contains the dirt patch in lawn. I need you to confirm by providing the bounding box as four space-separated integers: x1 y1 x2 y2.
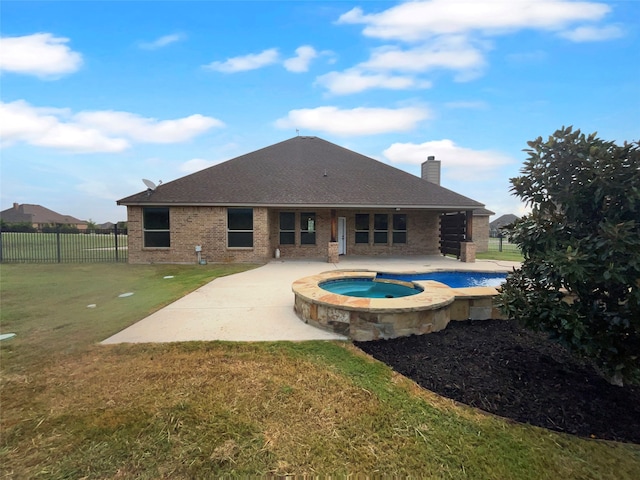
355 319 640 444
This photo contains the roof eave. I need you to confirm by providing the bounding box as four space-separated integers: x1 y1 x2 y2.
117 201 484 210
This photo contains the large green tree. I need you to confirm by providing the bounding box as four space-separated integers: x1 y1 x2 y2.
499 127 640 386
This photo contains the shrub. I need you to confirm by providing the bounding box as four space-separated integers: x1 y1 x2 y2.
499 127 640 385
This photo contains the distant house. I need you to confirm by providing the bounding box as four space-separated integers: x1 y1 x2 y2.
0 203 87 230
490 214 519 237
118 136 492 264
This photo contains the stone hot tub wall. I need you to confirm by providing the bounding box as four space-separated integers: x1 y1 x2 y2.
292 271 506 342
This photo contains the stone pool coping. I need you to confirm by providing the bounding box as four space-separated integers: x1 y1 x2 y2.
292 269 506 341
292 269 501 313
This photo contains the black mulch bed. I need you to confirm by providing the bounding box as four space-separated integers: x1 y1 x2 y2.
354 319 640 444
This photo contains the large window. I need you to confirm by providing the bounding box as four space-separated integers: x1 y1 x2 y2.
374 214 388 244
355 214 369 244
393 214 407 244
143 207 170 248
300 212 316 245
228 208 253 248
279 212 295 245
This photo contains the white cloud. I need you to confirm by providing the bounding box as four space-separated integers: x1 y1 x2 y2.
0 100 128 153
139 33 185 50
315 35 482 94
75 111 224 143
316 68 430 95
0 33 82 78
204 48 279 73
338 1 612 41
179 158 216 173
362 37 485 73
329 1 621 93
559 24 623 42
275 106 430 136
0 100 224 153
284 45 318 72
383 139 514 180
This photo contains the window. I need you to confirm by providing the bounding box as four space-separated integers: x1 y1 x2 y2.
355 214 369 244
143 207 170 248
279 212 295 245
228 208 253 248
374 214 388 244
393 214 407 244
300 212 316 245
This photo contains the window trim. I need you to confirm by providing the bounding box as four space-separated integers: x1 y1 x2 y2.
392 213 407 244
142 207 170 248
355 213 370 244
373 213 389 245
300 212 316 245
227 207 254 249
279 212 296 245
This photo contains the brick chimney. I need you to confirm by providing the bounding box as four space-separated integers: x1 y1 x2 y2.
13 202 20 211
421 156 441 185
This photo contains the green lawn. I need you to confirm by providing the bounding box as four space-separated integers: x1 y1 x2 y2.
0 231 128 263
1 264 639 478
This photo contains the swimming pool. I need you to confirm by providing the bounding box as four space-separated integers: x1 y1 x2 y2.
320 278 423 298
292 269 509 341
376 271 506 288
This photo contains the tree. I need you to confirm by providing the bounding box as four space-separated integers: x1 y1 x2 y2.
498 126 640 386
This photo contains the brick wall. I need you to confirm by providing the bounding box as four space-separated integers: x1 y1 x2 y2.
271 208 440 259
472 215 490 253
128 206 443 264
127 206 271 264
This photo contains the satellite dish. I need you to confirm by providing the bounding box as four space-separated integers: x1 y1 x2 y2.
142 179 157 191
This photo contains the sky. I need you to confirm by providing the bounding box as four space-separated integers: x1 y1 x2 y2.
1 0 639 224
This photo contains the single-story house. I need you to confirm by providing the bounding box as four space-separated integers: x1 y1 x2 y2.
0 203 87 230
117 136 491 264
490 213 519 237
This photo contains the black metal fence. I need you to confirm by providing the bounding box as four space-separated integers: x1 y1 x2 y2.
0 226 128 263
487 236 521 254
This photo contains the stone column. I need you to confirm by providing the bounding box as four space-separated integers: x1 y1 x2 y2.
460 241 476 263
328 242 339 263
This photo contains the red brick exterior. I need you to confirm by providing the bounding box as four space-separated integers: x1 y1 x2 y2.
127 206 443 264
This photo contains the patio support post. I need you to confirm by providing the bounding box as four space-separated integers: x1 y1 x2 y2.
461 210 476 263
328 209 339 263
330 209 337 242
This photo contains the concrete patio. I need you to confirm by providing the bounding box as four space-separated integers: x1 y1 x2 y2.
101 256 520 344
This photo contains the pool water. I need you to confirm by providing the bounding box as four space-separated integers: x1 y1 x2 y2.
320 278 422 298
376 271 506 288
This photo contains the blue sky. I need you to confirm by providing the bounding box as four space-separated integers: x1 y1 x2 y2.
1 0 638 223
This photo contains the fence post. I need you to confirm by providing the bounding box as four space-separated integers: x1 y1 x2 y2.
56 227 62 263
114 224 119 262
0 230 3 263
498 234 503 252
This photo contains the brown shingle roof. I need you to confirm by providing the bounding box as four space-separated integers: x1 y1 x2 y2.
118 136 485 210
0 203 85 225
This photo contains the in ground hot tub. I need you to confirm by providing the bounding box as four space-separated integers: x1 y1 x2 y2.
319 277 423 298
292 270 507 341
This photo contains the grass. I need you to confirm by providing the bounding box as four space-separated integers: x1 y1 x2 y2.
477 250 524 262
2 264 639 478
0 231 128 263
479 238 524 262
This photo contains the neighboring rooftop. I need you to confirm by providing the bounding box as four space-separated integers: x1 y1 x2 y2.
118 136 485 211
490 214 519 233
0 203 86 226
